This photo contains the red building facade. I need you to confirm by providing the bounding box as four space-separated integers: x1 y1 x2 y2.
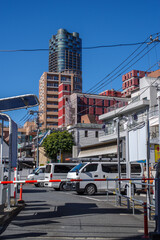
58 83 128 128
122 70 150 97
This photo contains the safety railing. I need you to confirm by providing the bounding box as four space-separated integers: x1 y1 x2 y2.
0 176 155 239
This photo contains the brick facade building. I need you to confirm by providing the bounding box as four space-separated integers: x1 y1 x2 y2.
58 84 129 128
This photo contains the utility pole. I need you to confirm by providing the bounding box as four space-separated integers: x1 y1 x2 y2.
114 117 121 206
29 110 41 168
147 35 160 45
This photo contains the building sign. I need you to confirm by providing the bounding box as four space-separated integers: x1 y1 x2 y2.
155 144 160 163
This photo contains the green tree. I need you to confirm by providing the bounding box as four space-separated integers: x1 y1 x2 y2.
42 130 74 160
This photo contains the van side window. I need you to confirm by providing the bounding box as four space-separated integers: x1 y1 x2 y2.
54 165 75 173
121 164 126 173
83 164 98 172
131 164 141 173
102 164 118 173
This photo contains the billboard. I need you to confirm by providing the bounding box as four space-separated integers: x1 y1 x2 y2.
129 123 147 162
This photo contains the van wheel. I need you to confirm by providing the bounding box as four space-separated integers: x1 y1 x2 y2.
39 182 44 187
60 182 66 191
85 184 96 195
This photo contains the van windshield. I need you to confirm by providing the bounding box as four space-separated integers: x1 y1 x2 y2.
70 163 86 172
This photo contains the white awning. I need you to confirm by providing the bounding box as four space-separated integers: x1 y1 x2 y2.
78 145 117 158
149 116 159 127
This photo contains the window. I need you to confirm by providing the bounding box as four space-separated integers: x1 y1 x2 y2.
70 163 86 172
84 130 88 137
37 168 45 174
95 131 98 138
54 76 58 80
131 164 141 173
102 164 118 173
65 86 68 90
54 165 75 173
45 165 51 173
47 75 52 80
61 77 66 81
82 164 98 172
121 164 126 173
75 85 81 90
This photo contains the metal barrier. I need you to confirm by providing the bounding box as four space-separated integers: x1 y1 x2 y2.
0 177 155 238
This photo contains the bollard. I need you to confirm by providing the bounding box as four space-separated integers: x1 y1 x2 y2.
143 202 149 239
14 167 17 204
18 183 24 204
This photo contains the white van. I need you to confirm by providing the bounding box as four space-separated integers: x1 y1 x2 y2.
27 166 46 187
67 162 143 195
44 163 77 190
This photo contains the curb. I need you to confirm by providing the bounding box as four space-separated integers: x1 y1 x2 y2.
0 203 25 235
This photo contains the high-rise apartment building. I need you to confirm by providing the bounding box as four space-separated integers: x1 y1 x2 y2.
49 28 82 75
39 29 82 130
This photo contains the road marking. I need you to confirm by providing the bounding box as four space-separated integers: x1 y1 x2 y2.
35 237 116 239
81 196 102 201
63 192 105 201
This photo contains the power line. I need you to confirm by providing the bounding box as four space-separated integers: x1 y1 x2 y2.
83 42 147 49
0 42 154 53
89 41 160 94
85 35 152 94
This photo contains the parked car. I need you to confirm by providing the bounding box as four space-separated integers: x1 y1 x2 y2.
67 161 143 195
44 163 77 190
26 168 38 180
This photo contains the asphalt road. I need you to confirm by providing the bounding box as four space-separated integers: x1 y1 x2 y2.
0 185 155 240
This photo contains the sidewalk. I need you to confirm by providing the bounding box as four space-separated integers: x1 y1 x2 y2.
0 202 25 235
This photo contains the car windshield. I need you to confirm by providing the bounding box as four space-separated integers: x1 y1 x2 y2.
70 163 86 172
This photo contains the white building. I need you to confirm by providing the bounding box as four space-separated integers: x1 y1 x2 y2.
99 69 160 162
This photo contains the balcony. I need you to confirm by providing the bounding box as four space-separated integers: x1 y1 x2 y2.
47 98 58 102
47 90 58 95
99 122 127 143
46 118 58 122
46 111 58 115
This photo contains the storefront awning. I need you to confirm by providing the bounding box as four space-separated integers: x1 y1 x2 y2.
149 116 159 127
78 145 117 158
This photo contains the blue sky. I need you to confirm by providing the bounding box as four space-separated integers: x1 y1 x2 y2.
0 0 160 125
